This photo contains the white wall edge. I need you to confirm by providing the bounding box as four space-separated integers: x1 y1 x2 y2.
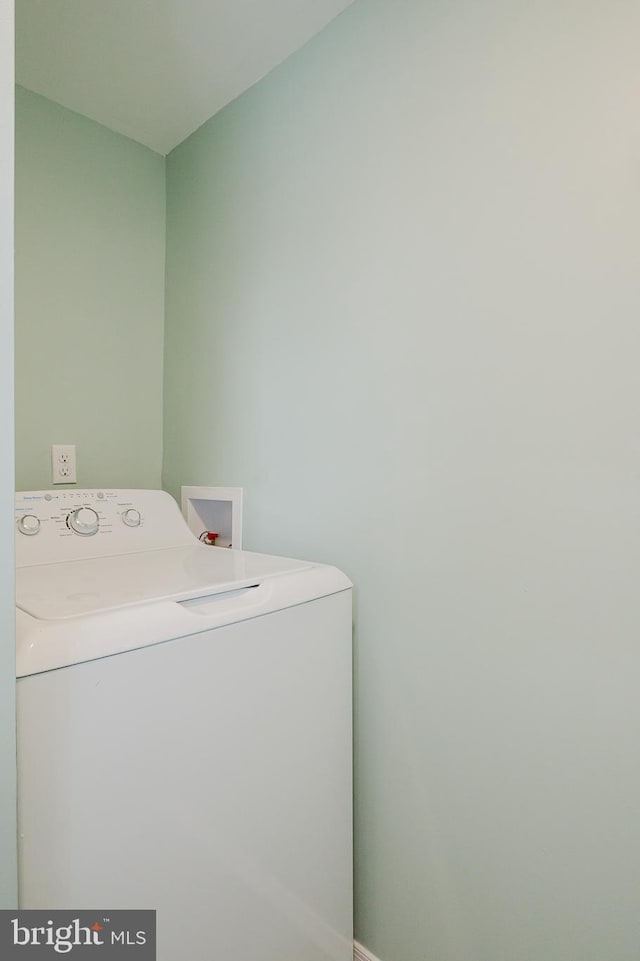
0 0 16 910
354 940 383 961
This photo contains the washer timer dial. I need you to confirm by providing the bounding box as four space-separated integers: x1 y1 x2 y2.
67 507 100 536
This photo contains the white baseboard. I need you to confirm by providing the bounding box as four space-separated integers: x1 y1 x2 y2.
354 941 383 961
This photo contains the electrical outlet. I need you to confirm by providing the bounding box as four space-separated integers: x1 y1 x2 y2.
51 444 77 485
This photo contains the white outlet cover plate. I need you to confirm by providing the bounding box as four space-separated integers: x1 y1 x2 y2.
51 444 77 484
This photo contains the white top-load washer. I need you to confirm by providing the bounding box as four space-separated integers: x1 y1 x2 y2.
16 489 353 961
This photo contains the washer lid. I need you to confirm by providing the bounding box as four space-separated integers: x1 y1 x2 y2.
16 544 313 620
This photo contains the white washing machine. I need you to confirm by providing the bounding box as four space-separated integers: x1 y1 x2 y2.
15 489 353 961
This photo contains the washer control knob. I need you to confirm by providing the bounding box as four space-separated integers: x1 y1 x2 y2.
68 507 100 536
17 514 40 536
122 508 141 528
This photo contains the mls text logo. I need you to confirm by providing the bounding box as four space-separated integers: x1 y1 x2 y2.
0 911 155 958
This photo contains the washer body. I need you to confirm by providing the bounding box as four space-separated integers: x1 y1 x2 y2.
16 489 353 961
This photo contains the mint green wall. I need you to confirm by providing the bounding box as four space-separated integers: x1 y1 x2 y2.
15 87 165 491
165 2 640 959
0 0 16 909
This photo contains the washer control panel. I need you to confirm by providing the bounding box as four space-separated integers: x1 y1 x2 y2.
16 489 195 567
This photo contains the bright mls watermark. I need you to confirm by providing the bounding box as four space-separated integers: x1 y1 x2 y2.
0 911 155 958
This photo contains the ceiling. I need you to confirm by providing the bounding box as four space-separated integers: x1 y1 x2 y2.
15 0 355 155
